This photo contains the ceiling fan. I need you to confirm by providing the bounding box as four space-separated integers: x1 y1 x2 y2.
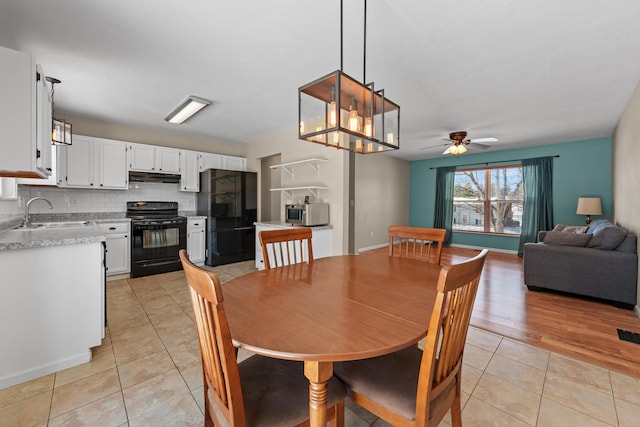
420 131 498 155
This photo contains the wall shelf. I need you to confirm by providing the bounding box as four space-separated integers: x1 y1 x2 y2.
270 158 329 177
270 185 329 199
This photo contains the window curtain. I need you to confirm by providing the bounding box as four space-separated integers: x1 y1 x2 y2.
518 156 554 256
434 166 456 246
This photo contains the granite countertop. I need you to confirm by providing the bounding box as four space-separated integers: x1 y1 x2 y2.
0 222 106 251
0 212 126 251
254 221 333 231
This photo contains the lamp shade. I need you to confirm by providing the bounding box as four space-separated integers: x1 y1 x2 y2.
576 197 602 215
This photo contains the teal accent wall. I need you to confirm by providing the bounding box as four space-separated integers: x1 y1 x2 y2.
409 137 612 251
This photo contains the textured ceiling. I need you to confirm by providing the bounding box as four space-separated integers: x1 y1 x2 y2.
1 0 639 160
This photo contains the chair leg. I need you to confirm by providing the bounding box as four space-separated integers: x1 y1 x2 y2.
327 401 345 427
450 376 463 427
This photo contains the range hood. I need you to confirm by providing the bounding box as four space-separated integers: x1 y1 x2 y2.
129 171 181 184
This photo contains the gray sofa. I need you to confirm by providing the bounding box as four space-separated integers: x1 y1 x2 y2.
523 219 638 309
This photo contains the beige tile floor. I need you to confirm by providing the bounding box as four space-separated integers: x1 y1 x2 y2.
1 261 640 426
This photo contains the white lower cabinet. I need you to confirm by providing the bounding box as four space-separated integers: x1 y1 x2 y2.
97 221 131 275
254 224 333 270
187 217 206 266
0 242 103 389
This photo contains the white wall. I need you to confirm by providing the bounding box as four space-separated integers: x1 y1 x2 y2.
355 154 410 251
612 79 640 308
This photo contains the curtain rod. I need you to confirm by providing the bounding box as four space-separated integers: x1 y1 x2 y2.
429 155 560 169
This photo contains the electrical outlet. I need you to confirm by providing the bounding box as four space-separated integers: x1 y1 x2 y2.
370 231 374 238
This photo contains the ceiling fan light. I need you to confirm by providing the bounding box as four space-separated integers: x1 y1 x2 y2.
458 145 468 154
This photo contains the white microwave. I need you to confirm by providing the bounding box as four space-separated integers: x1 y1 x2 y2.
285 203 330 226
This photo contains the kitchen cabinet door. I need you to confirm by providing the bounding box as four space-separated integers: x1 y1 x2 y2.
187 217 206 265
128 143 156 171
97 139 128 189
156 147 181 173
221 155 247 171
180 150 199 192
0 47 52 178
199 152 223 171
62 135 94 187
97 222 130 275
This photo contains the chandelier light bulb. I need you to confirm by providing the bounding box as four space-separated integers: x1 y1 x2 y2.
364 117 373 137
328 101 337 127
348 99 361 132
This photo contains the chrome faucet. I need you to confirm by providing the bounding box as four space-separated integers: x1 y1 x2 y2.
24 197 53 227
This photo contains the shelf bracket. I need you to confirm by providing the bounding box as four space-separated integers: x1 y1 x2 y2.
308 188 321 198
281 166 294 178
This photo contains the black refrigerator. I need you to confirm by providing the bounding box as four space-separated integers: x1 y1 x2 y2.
197 169 257 266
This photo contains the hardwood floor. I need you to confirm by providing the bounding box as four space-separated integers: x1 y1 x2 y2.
434 246 640 378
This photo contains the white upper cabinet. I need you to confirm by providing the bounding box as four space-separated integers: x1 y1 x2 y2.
128 143 181 173
97 138 128 189
58 136 128 189
199 152 246 172
180 150 200 192
221 155 247 171
0 46 52 178
199 152 223 171
156 147 181 173
127 143 155 172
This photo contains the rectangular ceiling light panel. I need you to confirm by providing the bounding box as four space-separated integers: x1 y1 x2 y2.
164 96 212 124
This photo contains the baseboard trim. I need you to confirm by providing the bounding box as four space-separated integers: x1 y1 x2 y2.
357 243 389 253
450 243 518 255
0 350 91 390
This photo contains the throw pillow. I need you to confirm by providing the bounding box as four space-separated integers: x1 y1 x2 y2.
587 224 628 250
543 231 592 247
553 224 588 233
586 219 611 234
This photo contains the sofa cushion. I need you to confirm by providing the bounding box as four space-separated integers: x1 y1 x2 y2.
553 224 588 233
543 231 592 247
616 234 638 253
587 224 628 250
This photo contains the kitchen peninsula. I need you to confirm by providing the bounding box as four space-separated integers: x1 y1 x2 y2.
0 219 105 390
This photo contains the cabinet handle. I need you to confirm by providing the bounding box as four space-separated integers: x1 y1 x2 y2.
109 227 116 230
100 184 104 187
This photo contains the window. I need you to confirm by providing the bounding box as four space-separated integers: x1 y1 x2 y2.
453 165 523 235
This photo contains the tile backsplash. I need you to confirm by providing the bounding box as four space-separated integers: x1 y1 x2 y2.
0 182 196 216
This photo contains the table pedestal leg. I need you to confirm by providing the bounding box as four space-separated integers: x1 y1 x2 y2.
304 361 332 427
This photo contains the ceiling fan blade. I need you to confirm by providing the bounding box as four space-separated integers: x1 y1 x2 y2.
469 137 498 143
419 143 449 151
468 142 491 150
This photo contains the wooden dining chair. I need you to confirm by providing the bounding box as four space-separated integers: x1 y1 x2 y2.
259 227 314 269
388 226 446 264
333 249 488 427
179 250 346 427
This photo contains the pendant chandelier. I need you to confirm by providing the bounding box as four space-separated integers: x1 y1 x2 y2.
298 0 400 154
46 77 72 145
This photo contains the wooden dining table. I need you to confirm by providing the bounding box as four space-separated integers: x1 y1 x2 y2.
223 249 441 427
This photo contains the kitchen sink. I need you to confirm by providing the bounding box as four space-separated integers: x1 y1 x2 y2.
20 221 93 229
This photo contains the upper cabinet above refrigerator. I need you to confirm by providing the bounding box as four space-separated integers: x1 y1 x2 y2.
0 46 52 178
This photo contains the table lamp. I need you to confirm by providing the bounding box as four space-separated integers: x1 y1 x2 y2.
576 197 602 226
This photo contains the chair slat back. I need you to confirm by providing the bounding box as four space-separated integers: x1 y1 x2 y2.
259 227 314 269
388 226 446 264
415 249 488 425
179 250 246 426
